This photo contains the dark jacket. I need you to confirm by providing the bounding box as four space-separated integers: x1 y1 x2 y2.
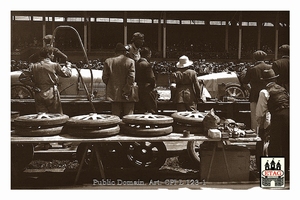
272 56 289 93
242 61 272 102
171 68 202 104
266 82 289 114
135 58 156 90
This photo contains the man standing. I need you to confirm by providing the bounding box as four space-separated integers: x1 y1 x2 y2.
256 69 289 177
29 34 68 63
241 50 272 131
19 47 72 114
135 47 157 114
170 55 202 111
102 43 137 118
272 44 289 93
125 32 145 62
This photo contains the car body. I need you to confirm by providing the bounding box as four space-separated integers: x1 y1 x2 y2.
197 71 248 99
11 68 106 100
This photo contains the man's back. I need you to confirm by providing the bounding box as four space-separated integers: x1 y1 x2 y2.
102 55 135 102
242 61 272 102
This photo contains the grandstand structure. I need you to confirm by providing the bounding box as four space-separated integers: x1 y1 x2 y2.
11 11 289 61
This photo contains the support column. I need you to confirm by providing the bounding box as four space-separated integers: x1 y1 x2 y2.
225 20 229 53
163 12 167 59
274 12 279 60
88 16 91 53
257 20 261 50
158 13 162 55
42 14 46 47
238 12 242 60
84 17 88 52
124 11 128 45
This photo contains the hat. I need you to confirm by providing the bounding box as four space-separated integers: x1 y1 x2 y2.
261 69 279 80
176 55 193 68
115 43 126 52
43 35 54 41
279 44 289 55
253 50 267 61
132 32 144 41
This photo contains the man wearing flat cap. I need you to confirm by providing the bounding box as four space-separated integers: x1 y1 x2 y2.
241 50 272 131
29 34 68 63
102 43 137 118
272 44 290 93
125 32 145 62
256 69 290 178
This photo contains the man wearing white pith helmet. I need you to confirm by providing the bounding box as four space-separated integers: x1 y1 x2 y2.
170 55 203 111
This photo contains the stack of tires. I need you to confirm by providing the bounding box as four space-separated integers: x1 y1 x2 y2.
171 110 207 135
120 113 174 168
121 113 174 137
65 113 121 138
14 113 69 136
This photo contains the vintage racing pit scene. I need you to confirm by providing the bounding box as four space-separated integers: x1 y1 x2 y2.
10 10 290 190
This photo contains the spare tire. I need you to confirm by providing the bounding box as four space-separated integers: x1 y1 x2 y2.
67 113 121 127
14 125 64 137
14 113 69 127
67 125 120 138
122 114 173 125
171 111 206 125
121 124 172 137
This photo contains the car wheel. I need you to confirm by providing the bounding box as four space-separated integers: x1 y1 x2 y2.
123 141 167 168
14 125 64 136
171 111 206 125
122 113 173 125
121 124 173 137
14 113 69 127
11 84 33 99
67 113 121 127
187 140 204 164
225 85 246 98
67 125 120 138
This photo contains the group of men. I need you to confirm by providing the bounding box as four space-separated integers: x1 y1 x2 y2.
241 45 290 176
18 31 290 176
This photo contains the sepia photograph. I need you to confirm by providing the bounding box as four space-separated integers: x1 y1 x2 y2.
4 0 298 198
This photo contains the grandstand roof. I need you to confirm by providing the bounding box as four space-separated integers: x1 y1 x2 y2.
11 11 289 24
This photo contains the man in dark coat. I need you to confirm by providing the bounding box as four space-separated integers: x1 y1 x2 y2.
135 47 157 114
170 55 202 111
102 43 137 118
272 44 289 93
29 35 68 63
241 50 272 130
256 69 289 178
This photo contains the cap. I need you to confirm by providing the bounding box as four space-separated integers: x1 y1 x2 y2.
253 50 267 61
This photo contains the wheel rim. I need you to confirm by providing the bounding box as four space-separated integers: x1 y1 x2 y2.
225 86 245 98
122 114 173 125
11 85 33 99
124 142 167 168
67 113 121 126
14 113 69 126
171 111 206 125
187 141 203 164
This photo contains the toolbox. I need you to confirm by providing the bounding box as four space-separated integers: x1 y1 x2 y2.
200 145 250 182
